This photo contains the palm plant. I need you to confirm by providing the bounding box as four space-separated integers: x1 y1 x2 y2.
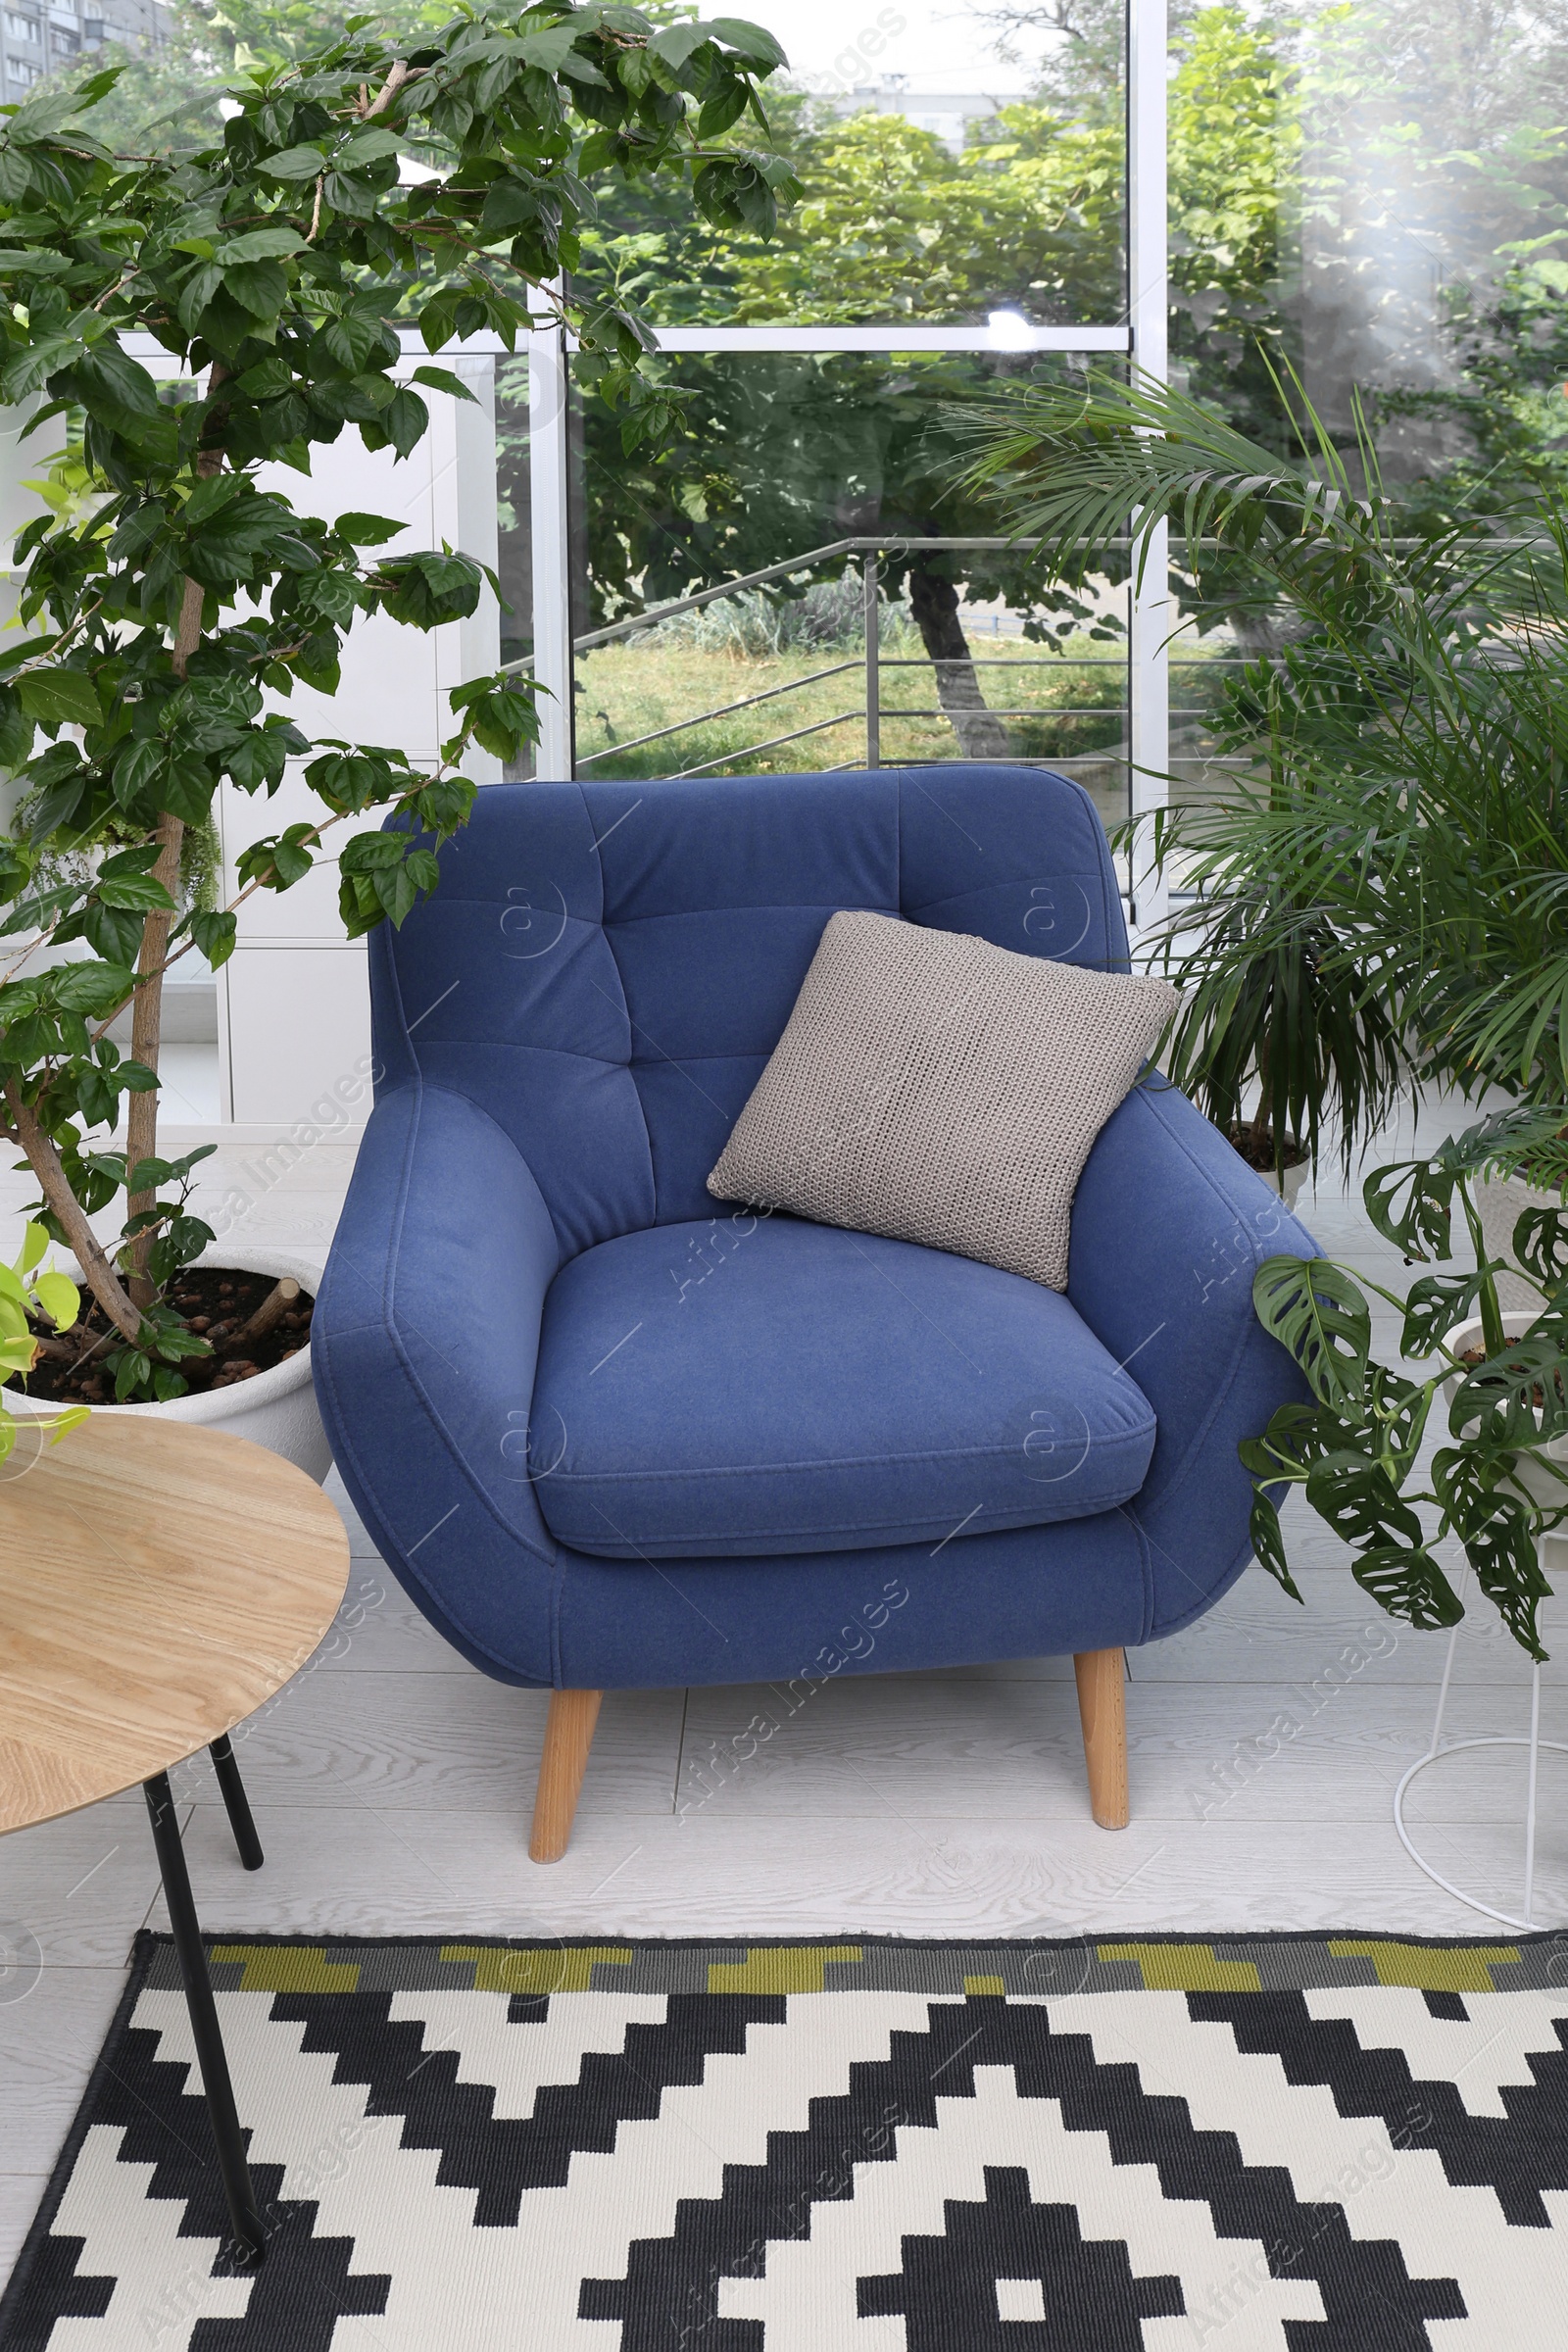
945 371 1568 1156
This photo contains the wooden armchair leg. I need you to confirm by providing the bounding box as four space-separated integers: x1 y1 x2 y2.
529 1689 602 1863
1073 1647 1129 1830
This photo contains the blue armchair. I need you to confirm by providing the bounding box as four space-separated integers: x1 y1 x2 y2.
314 767 1314 1858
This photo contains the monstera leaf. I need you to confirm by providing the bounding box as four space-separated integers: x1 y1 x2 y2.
1252 1256 1370 1409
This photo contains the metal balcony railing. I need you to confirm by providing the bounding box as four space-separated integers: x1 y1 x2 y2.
502 535 1152 782
499 526 1544 790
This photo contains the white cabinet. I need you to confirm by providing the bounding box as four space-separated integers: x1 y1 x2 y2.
215 338 502 1129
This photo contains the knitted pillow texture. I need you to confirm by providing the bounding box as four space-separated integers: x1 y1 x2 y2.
707 910 1177 1290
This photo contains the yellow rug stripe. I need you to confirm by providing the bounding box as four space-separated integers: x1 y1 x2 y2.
1327 1939 1520 1991
209 1946 361 1993
440 1945 633 1993
709 1946 862 1993
1099 1943 1262 1992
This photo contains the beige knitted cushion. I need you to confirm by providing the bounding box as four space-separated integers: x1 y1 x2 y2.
707 910 1177 1290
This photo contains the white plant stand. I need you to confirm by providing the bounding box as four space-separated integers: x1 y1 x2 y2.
1393 1568 1566 1930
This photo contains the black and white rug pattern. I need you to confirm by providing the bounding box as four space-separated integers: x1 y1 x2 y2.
3 1932 1567 2349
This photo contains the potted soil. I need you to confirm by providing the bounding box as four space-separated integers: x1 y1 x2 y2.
1225 1119 1309 1208
11 1245 329 1481
0 24 788 1467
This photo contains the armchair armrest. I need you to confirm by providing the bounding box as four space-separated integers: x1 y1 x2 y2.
1068 1077 1320 1636
313 1082 564 1685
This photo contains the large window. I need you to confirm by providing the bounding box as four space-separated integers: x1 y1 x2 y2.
512 0 1162 901
507 0 1568 920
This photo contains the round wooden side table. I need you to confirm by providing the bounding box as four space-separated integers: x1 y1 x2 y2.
0 1413 349 2264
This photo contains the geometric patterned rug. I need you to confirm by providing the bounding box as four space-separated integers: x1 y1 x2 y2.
2 1932 1566 2350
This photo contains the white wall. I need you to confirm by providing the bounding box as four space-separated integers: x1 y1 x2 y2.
0 339 504 1134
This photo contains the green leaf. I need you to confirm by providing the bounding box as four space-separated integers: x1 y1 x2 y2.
18 1221 46 1275
333 510 406 546
1400 1268 1494 1362
50 959 134 1013
176 263 223 334
650 22 711 70
262 143 328 179
0 334 79 407
1448 1330 1568 1447
223 258 288 318
7 83 87 142
30 1269 78 1330
189 908 236 967
706 16 788 67
82 901 146 967
112 737 164 811
1347 1542 1464 1632
517 24 581 69
1239 1396 1347 1483
317 309 393 372
1363 1157 1456 1257
183 470 245 526
17 667 101 728
338 126 403 167
375 548 483 630
373 387 427 461
409 366 477 404
0 684 34 769
1514 1206 1568 1296
697 81 750 140
1304 1450 1426 1551
0 144 34 203
449 677 539 763
216 226 307 263
1248 1487 1302 1601
1251 1254 1370 1410
1433 1446 1553 1660
95 871 175 912
72 341 162 424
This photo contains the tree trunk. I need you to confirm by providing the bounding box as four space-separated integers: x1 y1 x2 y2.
907 563 1010 761
6 1083 142 1342
122 371 229 1311
123 580 199 1306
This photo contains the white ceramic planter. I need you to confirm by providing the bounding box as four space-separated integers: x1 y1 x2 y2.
12 1244 332 1483
1257 1157 1308 1210
1441 1307 1568 1528
1475 1170 1563 1312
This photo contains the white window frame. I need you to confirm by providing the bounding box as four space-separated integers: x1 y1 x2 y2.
528 0 1168 921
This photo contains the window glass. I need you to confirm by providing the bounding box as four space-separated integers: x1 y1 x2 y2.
541 352 1128 827
1164 0 1568 811
575 0 1126 329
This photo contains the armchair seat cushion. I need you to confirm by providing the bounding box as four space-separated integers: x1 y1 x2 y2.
530 1212 1157 1561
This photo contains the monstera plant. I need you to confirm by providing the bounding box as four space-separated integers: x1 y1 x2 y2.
1245 1112 1568 1661
0 5 793 1405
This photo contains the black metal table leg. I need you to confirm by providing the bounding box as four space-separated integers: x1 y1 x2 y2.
143 1773 267 2265
208 1735 264 1871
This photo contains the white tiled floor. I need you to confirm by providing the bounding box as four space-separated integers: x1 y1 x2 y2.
3 1089 1565 2284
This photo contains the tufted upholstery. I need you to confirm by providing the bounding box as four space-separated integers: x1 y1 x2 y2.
369 767 1126 1252
314 768 1317 1693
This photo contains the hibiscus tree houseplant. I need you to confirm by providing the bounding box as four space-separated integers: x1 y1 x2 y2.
0 3 793 1405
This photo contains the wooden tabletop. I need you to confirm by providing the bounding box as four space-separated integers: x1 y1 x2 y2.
0 1414 350 1834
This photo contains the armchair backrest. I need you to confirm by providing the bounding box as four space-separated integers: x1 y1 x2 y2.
370 765 1129 1255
